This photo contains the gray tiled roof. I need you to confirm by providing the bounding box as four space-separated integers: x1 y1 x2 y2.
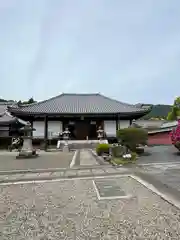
9 93 150 115
0 101 17 112
0 111 28 125
0 102 23 124
0 111 16 124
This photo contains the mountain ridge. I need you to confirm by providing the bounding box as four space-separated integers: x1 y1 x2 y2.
141 104 172 119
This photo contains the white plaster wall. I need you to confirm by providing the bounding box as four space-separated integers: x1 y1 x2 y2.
33 121 44 138
48 121 62 138
118 120 130 129
104 120 116 137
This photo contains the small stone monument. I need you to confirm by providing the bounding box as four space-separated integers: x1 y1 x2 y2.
16 122 38 159
61 127 71 152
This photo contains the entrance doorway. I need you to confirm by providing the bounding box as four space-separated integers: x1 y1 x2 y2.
75 121 89 140
68 124 76 140
88 122 97 139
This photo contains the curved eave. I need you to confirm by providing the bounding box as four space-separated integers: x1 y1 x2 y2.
8 107 150 118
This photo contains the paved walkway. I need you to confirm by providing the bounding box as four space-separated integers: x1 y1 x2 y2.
0 165 129 183
80 149 99 166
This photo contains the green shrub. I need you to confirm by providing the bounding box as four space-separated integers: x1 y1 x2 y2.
96 143 110 156
131 151 138 160
174 141 180 150
117 127 148 152
110 145 127 158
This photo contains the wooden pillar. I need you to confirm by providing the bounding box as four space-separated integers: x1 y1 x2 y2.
44 116 48 151
116 116 118 131
30 120 33 137
116 115 120 138
116 115 120 130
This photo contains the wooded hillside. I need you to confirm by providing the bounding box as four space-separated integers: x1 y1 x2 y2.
142 104 172 119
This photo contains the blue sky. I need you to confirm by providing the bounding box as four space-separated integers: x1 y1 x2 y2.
0 0 180 104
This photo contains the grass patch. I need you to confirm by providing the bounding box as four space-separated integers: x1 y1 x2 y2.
111 158 136 165
111 152 137 165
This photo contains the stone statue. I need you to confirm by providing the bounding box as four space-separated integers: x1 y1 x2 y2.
16 121 38 159
97 126 104 141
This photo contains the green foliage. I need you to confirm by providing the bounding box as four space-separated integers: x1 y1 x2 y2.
18 98 36 105
167 96 180 120
117 127 148 151
174 97 180 106
111 152 137 165
167 111 176 121
28 97 36 104
130 152 137 160
0 99 8 102
96 143 110 156
142 104 171 120
110 145 127 158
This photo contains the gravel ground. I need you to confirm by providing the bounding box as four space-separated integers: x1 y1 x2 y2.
0 176 180 239
0 152 74 171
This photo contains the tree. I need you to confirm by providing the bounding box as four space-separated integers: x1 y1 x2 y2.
0 99 7 102
167 97 180 120
17 98 36 105
28 97 36 104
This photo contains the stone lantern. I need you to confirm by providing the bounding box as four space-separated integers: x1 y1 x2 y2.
129 119 140 128
61 127 71 152
16 122 38 159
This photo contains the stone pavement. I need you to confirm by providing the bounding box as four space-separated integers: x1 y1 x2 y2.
138 161 180 193
0 165 129 183
0 149 102 171
0 151 74 171
1 175 180 239
137 145 180 164
80 149 99 166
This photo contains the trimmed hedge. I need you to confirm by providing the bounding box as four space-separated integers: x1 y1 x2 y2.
110 145 127 158
117 127 148 152
96 143 110 156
